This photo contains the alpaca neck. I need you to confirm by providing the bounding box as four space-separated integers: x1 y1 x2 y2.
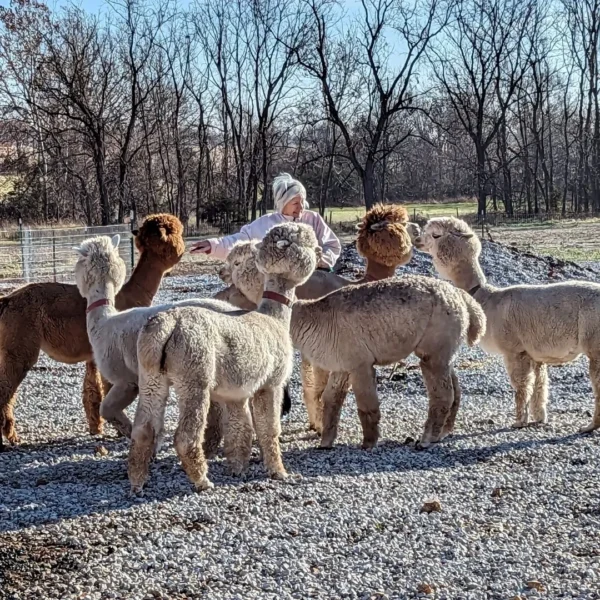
116 251 169 309
438 256 487 293
256 274 295 324
85 282 119 338
360 258 396 283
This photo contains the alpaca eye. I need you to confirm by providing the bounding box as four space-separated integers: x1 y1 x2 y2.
432 234 441 239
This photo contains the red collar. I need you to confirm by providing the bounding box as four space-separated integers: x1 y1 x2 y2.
262 291 294 307
86 298 112 314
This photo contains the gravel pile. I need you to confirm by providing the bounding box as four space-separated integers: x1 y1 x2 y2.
2 244 600 600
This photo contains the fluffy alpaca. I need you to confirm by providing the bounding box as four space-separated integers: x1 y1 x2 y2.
0 214 184 450
414 217 600 432
222 241 486 449
217 204 413 432
72 235 242 451
129 223 321 494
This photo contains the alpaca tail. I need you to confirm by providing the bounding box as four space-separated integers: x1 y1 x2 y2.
137 309 180 375
458 289 486 346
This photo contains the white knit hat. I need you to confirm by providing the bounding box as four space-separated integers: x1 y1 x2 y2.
272 173 309 213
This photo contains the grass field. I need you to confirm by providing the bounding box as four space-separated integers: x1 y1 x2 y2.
323 201 478 223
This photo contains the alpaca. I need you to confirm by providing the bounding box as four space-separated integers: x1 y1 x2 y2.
222 242 486 449
0 214 184 450
414 217 600 432
72 234 248 451
129 223 321 494
217 204 413 432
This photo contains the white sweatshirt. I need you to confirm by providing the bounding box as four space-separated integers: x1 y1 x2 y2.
206 211 342 268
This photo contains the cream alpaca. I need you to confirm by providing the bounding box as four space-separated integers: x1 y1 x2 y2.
73 234 241 449
130 223 321 494
223 242 486 449
415 217 600 431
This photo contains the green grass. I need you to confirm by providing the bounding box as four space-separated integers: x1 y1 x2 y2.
535 246 600 262
322 201 479 223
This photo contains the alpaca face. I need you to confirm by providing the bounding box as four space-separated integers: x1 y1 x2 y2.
256 223 320 286
226 242 264 305
414 217 480 281
73 235 127 299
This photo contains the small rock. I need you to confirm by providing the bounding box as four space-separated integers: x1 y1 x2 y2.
491 487 503 498
417 583 434 594
526 580 546 593
420 498 442 514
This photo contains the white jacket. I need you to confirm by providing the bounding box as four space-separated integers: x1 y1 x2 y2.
207 211 342 268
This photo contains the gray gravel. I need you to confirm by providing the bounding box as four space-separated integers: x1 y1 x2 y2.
2 244 600 600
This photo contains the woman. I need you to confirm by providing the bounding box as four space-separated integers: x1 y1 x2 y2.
190 173 341 270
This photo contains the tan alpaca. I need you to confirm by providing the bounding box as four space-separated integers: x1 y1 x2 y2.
217 204 414 432
415 216 600 432
0 214 185 450
224 241 486 449
129 223 321 494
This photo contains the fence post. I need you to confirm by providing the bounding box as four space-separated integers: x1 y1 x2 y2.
19 218 25 279
52 229 56 282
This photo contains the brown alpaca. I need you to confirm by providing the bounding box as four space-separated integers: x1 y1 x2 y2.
215 204 413 432
0 214 185 450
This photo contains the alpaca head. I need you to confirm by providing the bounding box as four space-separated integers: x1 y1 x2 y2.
133 213 185 269
73 235 127 300
256 222 321 287
223 241 265 304
413 217 480 281
356 204 413 268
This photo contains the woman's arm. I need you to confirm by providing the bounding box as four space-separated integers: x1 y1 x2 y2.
310 212 342 268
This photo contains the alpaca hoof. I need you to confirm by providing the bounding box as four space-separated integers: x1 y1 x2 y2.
580 422 599 434
194 477 214 491
228 461 248 477
511 419 528 429
6 433 20 445
415 438 433 450
89 425 104 436
270 470 288 481
318 441 334 450
129 485 144 498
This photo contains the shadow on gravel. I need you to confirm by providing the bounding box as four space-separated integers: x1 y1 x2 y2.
1 427 594 533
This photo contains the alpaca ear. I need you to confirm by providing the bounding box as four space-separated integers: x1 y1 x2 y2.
131 229 139 236
452 231 474 239
73 245 88 257
111 234 121 248
276 240 290 249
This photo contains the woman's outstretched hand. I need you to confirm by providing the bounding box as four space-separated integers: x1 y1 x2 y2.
189 240 211 254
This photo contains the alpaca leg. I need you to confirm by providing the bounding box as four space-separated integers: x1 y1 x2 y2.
0 344 40 449
203 401 224 459
223 400 253 476
419 359 454 448
504 352 535 428
530 363 549 424
252 388 287 480
581 357 600 433
82 362 105 435
128 374 169 494
174 385 213 491
320 372 351 449
301 359 329 433
349 365 380 450
99 383 138 438
440 368 461 440
281 384 292 417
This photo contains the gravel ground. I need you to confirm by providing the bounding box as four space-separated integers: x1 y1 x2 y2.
2 243 600 600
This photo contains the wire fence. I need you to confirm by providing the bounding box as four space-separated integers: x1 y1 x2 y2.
0 223 135 289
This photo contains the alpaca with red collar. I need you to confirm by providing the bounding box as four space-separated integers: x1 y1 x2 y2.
129 223 321 494
73 234 239 452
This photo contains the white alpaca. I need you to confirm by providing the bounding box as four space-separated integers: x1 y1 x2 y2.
73 234 241 451
415 216 600 431
129 223 321 494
